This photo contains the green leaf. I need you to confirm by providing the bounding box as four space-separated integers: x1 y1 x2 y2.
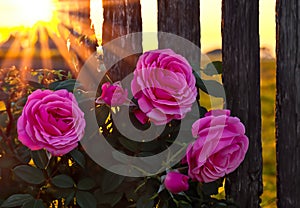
1 194 33 207
69 149 86 168
27 81 45 90
13 165 45 185
76 191 97 208
49 79 78 92
193 70 207 92
65 191 75 206
193 70 225 98
22 199 45 208
199 106 208 118
31 150 49 169
48 80 61 90
136 195 154 208
77 178 96 191
214 202 228 207
15 146 31 164
203 61 223 75
0 155 19 168
101 171 125 193
94 191 123 207
199 80 225 98
51 174 75 188
178 201 192 208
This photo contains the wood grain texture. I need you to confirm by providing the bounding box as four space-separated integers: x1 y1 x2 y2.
102 0 142 81
276 1 300 207
157 0 200 65
222 1 263 207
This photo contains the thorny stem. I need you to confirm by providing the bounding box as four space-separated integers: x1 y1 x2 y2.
2 101 15 152
0 128 9 154
0 128 5 139
5 101 13 137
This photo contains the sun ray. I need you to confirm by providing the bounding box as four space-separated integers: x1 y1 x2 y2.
19 26 43 70
66 31 95 63
0 34 22 68
0 0 98 78
47 29 77 76
39 26 53 69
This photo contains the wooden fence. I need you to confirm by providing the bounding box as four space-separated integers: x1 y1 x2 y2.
70 0 299 207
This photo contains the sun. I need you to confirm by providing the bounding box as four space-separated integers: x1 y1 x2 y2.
4 0 55 27
16 0 54 26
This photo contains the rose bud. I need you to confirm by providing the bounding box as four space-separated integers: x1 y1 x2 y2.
96 81 128 107
164 171 189 194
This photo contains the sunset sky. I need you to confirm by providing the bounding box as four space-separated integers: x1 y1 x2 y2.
140 0 276 55
0 0 276 55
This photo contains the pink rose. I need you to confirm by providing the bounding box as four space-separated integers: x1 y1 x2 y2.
96 82 128 107
133 109 149 124
164 171 189 194
186 110 249 183
17 89 85 156
131 49 197 125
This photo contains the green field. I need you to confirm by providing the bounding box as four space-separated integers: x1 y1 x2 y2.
260 59 276 207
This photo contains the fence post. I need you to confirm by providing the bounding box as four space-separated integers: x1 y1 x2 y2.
276 1 300 207
222 0 263 207
102 0 142 81
157 0 200 65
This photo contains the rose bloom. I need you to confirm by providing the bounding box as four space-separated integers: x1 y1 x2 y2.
131 49 197 125
96 82 128 107
164 171 189 194
186 110 249 183
17 89 85 156
133 108 149 124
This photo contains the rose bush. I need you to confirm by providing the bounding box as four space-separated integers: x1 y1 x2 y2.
0 49 248 207
185 110 249 182
131 49 197 125
17 89 85 156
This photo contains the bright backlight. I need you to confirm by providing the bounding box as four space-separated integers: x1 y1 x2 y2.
1 0 54 27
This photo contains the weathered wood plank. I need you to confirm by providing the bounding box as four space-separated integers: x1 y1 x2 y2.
222 0 263 207
102 0 142 81
276 1 300 207
157 0 200 64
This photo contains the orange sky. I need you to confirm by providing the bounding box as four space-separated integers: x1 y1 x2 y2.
201 0 276 54
140 0 276 55
0 0 276 55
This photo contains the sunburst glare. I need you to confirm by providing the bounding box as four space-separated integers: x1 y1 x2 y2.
1 0 55 27
0 0 97 76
